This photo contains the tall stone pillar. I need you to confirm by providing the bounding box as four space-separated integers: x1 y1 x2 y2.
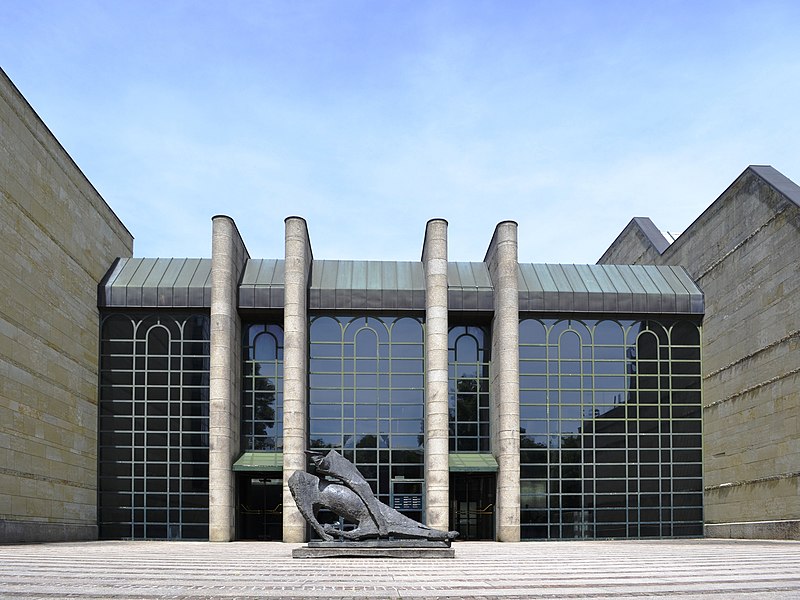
282 216 312 542
422 219 449 532
209 215 249 542
485 221 520 542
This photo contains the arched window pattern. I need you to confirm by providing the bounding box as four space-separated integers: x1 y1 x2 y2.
98 313 210 540
519 318 702 541
448 325 490 452
242 324 284 451
308 315 425 523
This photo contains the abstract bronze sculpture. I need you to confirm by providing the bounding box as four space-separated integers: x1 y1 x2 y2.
289 449 458 543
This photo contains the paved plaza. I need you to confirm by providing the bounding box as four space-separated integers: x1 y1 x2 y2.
1 539 799 599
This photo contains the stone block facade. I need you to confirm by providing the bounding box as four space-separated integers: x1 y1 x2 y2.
600 166 800 539
0 68 132 543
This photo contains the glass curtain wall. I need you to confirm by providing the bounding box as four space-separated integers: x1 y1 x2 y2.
98 313 210 539
242 324 284 451
519 318 702 539
448 326 490 452
308 316 425 524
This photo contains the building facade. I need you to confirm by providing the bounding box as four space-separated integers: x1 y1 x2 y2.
97 217 705 542
0 68 133 543
1 66 718 544
600 165 800 540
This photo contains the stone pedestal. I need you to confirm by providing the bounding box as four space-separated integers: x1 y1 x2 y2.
293 540 455 558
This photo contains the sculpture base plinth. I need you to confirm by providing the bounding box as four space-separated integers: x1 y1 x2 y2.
292 540 455 558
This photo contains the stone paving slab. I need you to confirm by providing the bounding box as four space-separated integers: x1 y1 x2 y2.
0 539 799 599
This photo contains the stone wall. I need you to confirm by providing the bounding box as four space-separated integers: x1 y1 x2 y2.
599 217 670 265
0 69 133 542
600 166 800 539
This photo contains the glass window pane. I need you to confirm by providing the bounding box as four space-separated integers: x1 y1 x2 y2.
519 316 702 541
519 318 546 344
392 318 423 342
310 317 341 342
99 313 210 540
307 316 425 506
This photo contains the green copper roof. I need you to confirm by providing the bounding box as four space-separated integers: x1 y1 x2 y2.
232 452 283 472
448 262 494 311
448 453 498 472
99 257 211 308
239 259 285 309
518 264 703 314
99 259 702 315
309 260 426 310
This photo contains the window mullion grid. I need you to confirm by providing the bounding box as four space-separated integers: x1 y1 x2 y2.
662 339 672 537
142 329 148 539
131 319 139 539
546 325 554 536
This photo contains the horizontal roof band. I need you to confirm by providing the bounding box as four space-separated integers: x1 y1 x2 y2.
309 261 494 311
239 259 285 309
309 260 426 310
100 260 703 315
518 264 704 314
99 258 212 308
448 262 494 311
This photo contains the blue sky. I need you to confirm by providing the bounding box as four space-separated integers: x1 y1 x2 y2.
3 0 800 262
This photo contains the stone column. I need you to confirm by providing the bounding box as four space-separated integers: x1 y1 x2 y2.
485 221 520 542
282 216 312 543
209 215 249 542
422 219 449 532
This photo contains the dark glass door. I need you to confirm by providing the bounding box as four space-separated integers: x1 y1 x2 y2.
450 473 495 540
237 473 282 540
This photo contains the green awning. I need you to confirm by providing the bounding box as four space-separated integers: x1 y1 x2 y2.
232 452 283 472
448 453 498 472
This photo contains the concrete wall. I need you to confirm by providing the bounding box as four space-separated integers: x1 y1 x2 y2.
598 217 668 265
0 68 133 542
600 166 800 539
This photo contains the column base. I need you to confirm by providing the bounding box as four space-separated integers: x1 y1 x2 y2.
283 524 306 543
496 524 520 542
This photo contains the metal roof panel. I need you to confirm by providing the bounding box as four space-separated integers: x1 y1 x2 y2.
309 260 425 310
642 265 676 313
99 258 212 309
100 257 703 315
517 263 703 315
448 262 493 311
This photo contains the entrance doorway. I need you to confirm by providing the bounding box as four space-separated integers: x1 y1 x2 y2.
236 473 282 540
450 473 495 540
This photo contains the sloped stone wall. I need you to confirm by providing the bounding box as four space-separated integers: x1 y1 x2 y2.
600 167 800 538
0 69 132 542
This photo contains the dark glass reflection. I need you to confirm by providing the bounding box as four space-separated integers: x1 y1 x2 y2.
98 313 210 540
242 324 284 451
448 325 490 452
308 315 424 521
519 318 702 540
